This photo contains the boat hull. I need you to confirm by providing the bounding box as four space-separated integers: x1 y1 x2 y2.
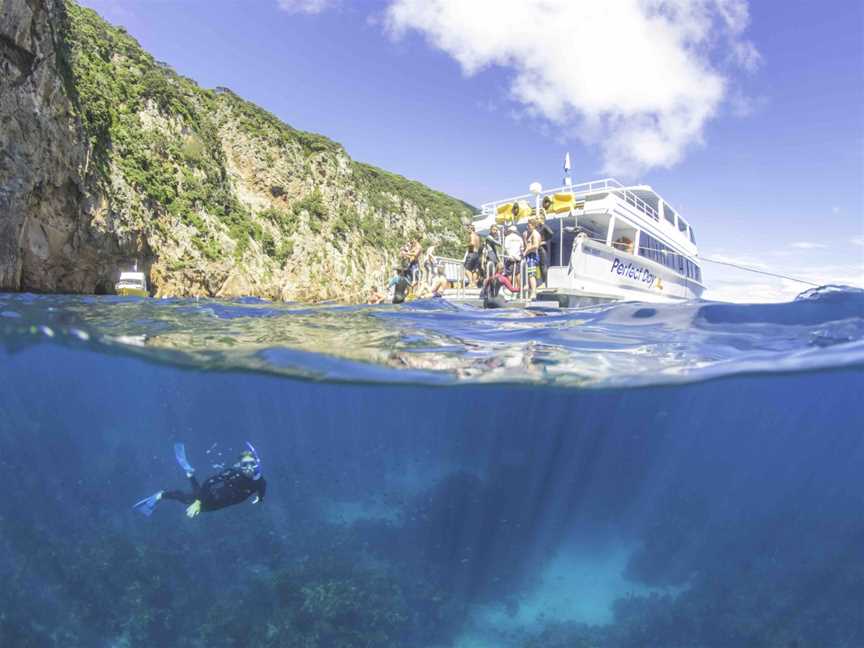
547 238 704 303
115 287 148 297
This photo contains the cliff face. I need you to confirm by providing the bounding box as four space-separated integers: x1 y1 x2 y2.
0 0 474 300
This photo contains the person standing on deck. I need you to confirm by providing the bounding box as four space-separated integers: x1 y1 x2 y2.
524 219 542 300
464 224 482 287
401 239 422 285
422 244 437 285
536 214 554 286
483 224 503 278
503 225 524 293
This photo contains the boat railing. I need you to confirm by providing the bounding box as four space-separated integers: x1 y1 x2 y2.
479 178 659 223
434 255 468 297
612 190 658 221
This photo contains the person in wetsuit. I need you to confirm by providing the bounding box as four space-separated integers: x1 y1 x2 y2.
133 443 266 518
536 214 555 286
389 268 412 304
480 263 518 308
482 225 502 278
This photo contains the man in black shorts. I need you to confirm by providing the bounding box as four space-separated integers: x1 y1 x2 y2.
464 224 481 286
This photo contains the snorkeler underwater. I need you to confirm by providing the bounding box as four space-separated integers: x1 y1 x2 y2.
133 443 266 518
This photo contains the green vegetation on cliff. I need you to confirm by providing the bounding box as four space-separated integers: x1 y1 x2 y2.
57 0 474 299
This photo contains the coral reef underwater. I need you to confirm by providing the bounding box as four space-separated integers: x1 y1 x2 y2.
0 339 862 647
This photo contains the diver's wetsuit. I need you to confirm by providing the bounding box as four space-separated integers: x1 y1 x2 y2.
163 469 266 512
391 274 411 304
480 273 516 309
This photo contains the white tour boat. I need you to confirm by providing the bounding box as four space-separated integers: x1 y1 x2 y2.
469 178 705 306
115 267 149 297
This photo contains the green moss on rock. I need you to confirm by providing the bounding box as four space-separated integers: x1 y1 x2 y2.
58 0 475 300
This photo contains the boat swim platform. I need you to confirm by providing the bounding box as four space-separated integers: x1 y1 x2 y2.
441 288 618 309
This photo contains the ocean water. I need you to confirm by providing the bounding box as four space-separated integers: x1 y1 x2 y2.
1 287 862 647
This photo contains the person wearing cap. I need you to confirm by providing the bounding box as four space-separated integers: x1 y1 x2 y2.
132 443 266 518
503 224 524 291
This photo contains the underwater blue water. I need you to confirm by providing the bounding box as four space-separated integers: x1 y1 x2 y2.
0 287 863 647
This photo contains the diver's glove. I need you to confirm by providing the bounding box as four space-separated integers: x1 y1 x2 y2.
186 500 202 518
251 495 260 505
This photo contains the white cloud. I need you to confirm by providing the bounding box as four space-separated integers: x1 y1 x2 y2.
852 236 864 247
727 90 767 117
703 279 805 303
789 241 828 250
702 259 864 303
277 0 337 14
385 0 759 177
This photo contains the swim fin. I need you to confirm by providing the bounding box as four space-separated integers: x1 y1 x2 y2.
186 499 201 518
174 442 195 475
132 491 163 517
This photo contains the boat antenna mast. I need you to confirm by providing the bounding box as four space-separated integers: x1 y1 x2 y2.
563 152 572 187
561 152 574 266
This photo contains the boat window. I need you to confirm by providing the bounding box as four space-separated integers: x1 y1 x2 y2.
689 227 696 244
678 218 688 233
611 223 638 254
639 233 693 276
695 265 702 282
664 204 676 226
639 233 656 263
578 212 611 244
639 233 660 265
687 260 699 280
664 251 675 271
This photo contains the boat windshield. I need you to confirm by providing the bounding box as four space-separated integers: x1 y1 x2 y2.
118 280 145 289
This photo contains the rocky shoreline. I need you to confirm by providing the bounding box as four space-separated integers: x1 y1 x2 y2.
0 0 474 302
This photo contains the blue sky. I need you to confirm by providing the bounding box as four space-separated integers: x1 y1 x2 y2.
78 0 863 301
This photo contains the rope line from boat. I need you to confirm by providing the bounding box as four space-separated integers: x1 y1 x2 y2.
699 257 819 287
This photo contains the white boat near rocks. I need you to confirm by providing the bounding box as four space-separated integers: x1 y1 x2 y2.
467 177 705 307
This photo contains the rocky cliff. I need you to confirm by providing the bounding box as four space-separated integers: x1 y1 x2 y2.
0 0 474 300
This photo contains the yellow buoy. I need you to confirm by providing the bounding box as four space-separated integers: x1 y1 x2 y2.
542 192 577 214
512 200 533 220
495 202 514 224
